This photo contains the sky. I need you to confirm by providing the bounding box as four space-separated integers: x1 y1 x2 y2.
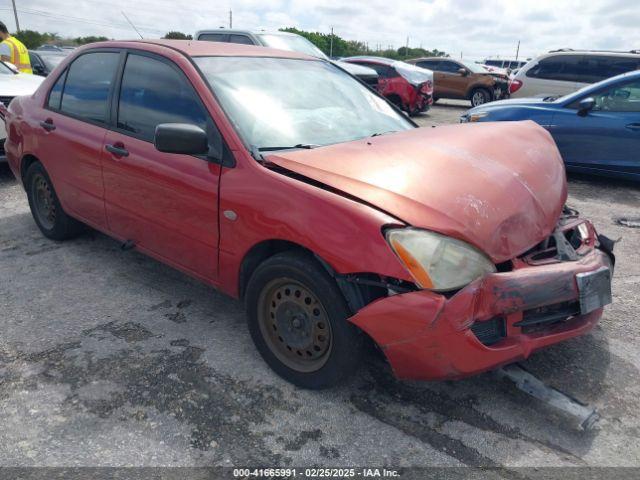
1 0 639 61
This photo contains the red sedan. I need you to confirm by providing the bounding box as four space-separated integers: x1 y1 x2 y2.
341 56 434 115
2 40 614 389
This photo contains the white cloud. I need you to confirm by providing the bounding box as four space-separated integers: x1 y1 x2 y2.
3 0 640 60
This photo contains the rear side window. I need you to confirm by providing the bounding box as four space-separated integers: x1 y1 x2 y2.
198 33 228 42
526 55 583 82
59 52 120 123
229 34 254 45
47 69 67 110
579 56 640 83
116 53 222 153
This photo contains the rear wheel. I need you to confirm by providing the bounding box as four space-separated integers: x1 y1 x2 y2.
470 88 491 107
25 162 83 240
245 251 363 389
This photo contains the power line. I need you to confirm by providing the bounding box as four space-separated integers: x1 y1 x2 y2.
7 7 165 34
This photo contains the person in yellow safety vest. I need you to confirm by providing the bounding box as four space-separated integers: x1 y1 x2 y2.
0 21 33 74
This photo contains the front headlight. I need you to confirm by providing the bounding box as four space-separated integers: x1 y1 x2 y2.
386 228 496 291
467 111 489 122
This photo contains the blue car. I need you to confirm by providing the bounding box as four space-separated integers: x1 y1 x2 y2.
461 71 640 181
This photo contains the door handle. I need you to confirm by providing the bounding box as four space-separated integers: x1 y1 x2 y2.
625 123 640 131
105 143 129 157
39 119 55 131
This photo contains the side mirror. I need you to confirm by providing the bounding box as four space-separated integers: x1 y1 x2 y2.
577 97 595 117
458 67 469 76
154 123 209 155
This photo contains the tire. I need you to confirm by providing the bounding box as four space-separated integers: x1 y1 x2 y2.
245 251 363 389
25 162 83 240
470 88 492 107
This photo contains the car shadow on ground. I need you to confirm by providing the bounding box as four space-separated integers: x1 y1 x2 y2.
0 163 16 186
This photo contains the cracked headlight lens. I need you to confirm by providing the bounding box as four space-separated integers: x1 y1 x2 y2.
386 228 496 291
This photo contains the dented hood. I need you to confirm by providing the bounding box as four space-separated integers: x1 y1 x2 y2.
266 121 567 263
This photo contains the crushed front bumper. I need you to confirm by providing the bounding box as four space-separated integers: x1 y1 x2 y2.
349 246 612 381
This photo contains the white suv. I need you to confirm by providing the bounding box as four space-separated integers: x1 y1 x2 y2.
509 50 640 98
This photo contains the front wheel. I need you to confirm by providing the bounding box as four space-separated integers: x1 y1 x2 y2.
245 251 363 389
470 88 492 107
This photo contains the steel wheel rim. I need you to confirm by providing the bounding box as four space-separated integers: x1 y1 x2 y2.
258 278 332 373
32 173 56 230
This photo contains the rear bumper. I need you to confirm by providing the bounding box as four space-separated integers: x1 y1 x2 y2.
349 247 611 381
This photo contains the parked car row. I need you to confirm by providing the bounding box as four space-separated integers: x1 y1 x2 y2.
0 40 615 389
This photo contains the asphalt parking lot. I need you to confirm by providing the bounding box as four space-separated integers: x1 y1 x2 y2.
1 101 639 472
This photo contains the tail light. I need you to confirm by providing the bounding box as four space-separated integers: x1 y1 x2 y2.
509 79 523 94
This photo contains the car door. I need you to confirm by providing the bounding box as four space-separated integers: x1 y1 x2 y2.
36 50 120 228
101 51 224 281
430 60 467 98
549 79 640 177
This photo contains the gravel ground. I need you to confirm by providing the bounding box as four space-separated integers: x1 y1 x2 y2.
1 101 639 474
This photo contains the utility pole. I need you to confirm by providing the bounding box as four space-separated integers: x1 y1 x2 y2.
11 0 20 32
405 36 409 58
229 9 233 29
515 40 520 61
329 27 334 57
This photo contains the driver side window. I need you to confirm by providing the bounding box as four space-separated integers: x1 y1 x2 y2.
573 81 640 112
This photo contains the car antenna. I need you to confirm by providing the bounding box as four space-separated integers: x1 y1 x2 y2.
122 11 144 39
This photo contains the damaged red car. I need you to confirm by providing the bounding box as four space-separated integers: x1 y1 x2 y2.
341 56 434 115
3 40 614 389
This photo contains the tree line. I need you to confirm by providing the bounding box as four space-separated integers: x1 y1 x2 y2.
279 27 448 59
12 30 108 49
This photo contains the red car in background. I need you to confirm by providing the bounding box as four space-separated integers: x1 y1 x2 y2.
342 56 434 115
2 40 614 390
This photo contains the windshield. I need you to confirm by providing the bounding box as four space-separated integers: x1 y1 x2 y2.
41 54 66 70
195 57 413 151
459 60 489 74
0 62 13 74
256 34 328 60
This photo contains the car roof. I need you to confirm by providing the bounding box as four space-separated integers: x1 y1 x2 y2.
541 50 640 58
408 57 458 62
342 56 397 65
81 39 315 60
196 29 299 37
